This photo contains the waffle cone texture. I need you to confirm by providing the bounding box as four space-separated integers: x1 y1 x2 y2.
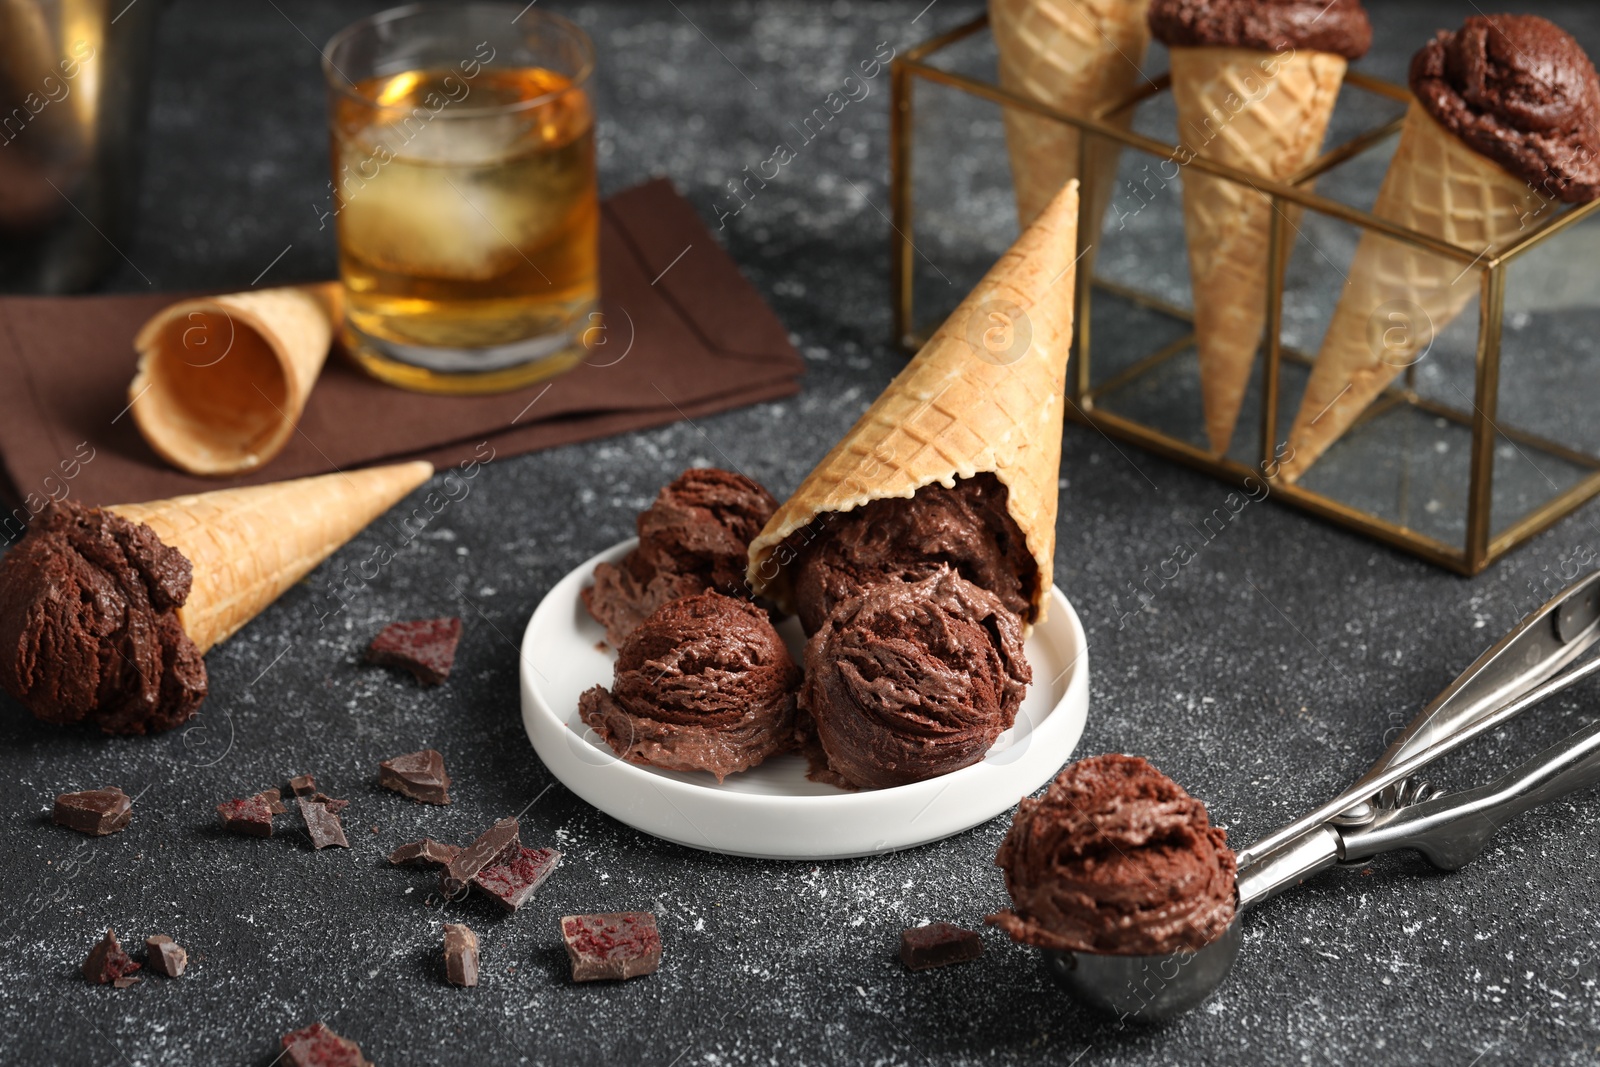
747 182 1080 628
991 0 1151 235
1280 103 1554 481
1169 46 1347 455
109 462 433 653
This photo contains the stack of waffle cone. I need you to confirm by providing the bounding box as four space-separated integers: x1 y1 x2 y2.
748 182 1080 629
1169 46 1348 455
1280 103 1554 482
129 282 343 477
108 461 433 653
991 0 1151 239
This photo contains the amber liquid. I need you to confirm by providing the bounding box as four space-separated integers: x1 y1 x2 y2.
331 67 598 392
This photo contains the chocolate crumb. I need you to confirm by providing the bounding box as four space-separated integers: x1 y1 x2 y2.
280 1021 373 1067
53 787 132 836
442 817 519 897
473 847 561 911
560 912 662 982
216 790 282 837
297 793 349 849
444 923 479 987
145 935 187 977
388 838 460 867
82 929 140 984
377 749 451 805
366 617 462 685
112 975 140 989
899 922 983 971
288 774 316 797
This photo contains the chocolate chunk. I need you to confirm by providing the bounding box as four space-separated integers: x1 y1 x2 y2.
388 838 460 867
441 817 519 897
899 922 983 971
82 929 140 984
443 923 479 987
280 1022 373 1067
377 749 451 805
366 617 462 685
288 774 316 797
474 847 561 911
53 787 132 836
112 975 140 989
560 912 662 982
297 794 349 850
145 935 187 978
216 790 282 837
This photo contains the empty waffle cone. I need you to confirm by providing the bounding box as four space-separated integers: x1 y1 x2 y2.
129 282 343 476
1280 103 1554 482
747 181 1079 629
1169 46 1347 455
108 461 433 653
991 0 1151 238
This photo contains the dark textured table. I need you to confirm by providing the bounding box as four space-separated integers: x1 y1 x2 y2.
5 2 1600 1064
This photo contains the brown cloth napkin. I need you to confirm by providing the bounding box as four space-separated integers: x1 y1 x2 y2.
0 178 803 509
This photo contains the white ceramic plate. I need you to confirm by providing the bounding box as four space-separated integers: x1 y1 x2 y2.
519 539 1090 860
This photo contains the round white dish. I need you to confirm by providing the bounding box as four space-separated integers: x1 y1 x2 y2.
519 539 1090 860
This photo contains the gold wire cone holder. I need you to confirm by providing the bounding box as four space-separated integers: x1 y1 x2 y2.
890 14 1600 575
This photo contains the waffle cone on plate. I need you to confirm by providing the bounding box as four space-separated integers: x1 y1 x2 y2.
1280 103 1555 482
748 181 1079 629
1169 46 1348 455
109 461 432 653
991 0 1150 238
129 282 343 476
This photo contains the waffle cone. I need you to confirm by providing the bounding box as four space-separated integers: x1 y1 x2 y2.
129 282 343 476
991 0 1150 239
747 182 1079 628
1169 46 1347 455
107 461 432 653
1280 103 1553 481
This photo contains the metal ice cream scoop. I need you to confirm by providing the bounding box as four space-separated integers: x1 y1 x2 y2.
1044 572 1600 1023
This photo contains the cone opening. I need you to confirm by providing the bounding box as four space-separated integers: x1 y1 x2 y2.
131 309 293 476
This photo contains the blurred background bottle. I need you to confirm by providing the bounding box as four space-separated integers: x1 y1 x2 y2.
0 0 160 293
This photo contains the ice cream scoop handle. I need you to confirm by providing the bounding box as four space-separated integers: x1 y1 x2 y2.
1235 825 1341 911
1339 717 1600 871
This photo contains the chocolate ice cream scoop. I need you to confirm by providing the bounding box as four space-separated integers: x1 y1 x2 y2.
1411 14 1600 203
800 568 1031 790
578 591 800 781
1147 0 1372 59
583 468 778 645
787 473 1037 637
0 501 205 734
989 754 1236 956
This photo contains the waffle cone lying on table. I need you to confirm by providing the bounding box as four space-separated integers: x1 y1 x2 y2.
1148 0 1372 456
0 462 432 733
577 183 1081 788
1281 15 1600 482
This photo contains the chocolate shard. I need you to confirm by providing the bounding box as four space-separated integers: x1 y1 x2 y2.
53 787 133 836
899 922 983 971
288 774 317 797
366 617 463 686
146 935 187 978
280 1021 373 1067
473 847 561 911
560 912 662 982
441 817 519 898
82 929 140 985
377 749 451 805
297 794 349 850
216 790 281 837
443 923 480 988
112 975 141 989
388 838 461 868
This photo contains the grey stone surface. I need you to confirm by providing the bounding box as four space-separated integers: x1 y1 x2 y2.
4 1 1600 1064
